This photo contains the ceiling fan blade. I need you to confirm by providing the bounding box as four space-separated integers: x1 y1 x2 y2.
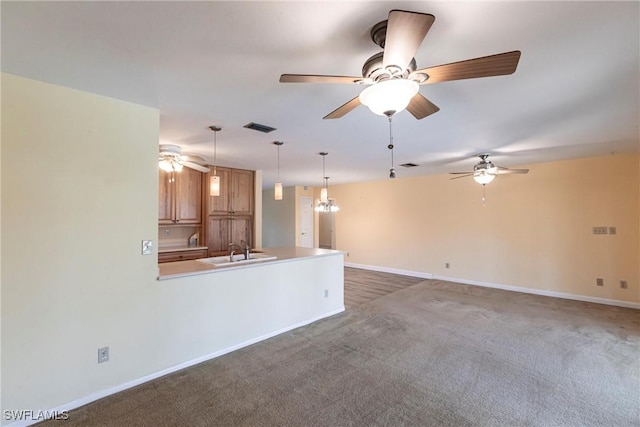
416 51 521 84
494 166 529 175
181 161 210 173
383 10 435 71
406 93 440 119
279 74 369 84
323 96 361 119
449 173 474 180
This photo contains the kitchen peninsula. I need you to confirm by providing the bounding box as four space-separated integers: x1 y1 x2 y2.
157 247 345 364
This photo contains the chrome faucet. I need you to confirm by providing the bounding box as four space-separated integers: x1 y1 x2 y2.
240 240 250 259
228 241 251 261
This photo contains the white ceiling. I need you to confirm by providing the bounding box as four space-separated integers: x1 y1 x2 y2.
2 1 638 188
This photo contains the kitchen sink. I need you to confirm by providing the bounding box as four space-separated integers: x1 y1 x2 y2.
196 253 277 268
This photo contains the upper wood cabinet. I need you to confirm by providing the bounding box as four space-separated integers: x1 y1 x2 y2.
159 167 203 225
207 167 254 216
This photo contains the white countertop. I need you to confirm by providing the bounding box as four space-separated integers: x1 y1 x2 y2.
158 247 344 280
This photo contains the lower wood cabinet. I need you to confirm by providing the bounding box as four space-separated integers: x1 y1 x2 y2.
158 249 208 263
207 216 252 256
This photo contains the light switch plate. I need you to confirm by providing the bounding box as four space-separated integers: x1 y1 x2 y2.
142 240 153 255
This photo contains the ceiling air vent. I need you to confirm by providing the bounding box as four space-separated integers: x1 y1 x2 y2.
243 122 277 133
400 163 419 168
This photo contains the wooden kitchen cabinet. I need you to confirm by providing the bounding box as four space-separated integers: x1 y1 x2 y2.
159 167 203 225
158 248 208 263
207 216 253 257
207 167 254 216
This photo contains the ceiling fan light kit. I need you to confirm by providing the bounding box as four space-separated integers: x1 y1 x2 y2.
358 78 419 117
473 171 495 185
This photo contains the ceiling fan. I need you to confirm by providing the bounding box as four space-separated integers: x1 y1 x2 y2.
158 144 210 173
450 154 529 185
280 9 521 120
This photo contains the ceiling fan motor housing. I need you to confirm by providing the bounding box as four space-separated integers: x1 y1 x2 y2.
362 52 417 82
364 20 419 82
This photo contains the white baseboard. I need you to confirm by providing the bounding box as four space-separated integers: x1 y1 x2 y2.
345 262 640 310
8 307 345 427
344 262 433 279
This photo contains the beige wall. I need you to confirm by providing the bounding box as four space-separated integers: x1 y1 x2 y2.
331 154 639 305
1 74 160 419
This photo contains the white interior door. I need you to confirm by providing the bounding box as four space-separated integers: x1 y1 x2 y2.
299 196 313 248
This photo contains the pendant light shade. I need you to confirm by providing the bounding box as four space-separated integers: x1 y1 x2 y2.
320 187 328 203
210 174 220 196
273 141 284 201
209 125 221 197
274 182 283 200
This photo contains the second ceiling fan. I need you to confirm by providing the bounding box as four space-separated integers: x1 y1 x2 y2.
280 9 521 120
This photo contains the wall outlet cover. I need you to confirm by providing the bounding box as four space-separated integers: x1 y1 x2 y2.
142 240 153 255
592 226 608 235
98 346 109 363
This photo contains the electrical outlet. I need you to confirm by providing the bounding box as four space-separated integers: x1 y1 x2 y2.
324 289 329 298
445 263 450 269
609 227 616 235
98 346 109 363
141 240 153 255
164 229 170 237
596 278 604 287
620 280 628 289
592 226 608 235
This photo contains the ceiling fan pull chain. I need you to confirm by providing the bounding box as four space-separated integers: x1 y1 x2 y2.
482 184 486 207
388 115 396 178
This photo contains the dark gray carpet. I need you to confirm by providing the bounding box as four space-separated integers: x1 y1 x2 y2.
41 279 640 426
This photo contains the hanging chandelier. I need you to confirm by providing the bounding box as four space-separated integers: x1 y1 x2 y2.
315 152 339 213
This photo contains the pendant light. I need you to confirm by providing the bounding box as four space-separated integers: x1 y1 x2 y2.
316 152 339 213
209 125 221 196
273 141 284 200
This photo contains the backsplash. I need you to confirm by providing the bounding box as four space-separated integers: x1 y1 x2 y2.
158 226 201 248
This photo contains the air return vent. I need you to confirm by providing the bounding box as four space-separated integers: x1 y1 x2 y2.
244 122 277 133
400 163 419 168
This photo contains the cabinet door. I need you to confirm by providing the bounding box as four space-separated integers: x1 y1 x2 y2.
158 249 208 263
230 216 252 249
175 167 202 224
231 169 254 215
208 167 231 215
207 216 231 255
158 170 175 224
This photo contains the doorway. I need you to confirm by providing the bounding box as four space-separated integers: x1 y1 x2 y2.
318 201 335 249
298 196 313 248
